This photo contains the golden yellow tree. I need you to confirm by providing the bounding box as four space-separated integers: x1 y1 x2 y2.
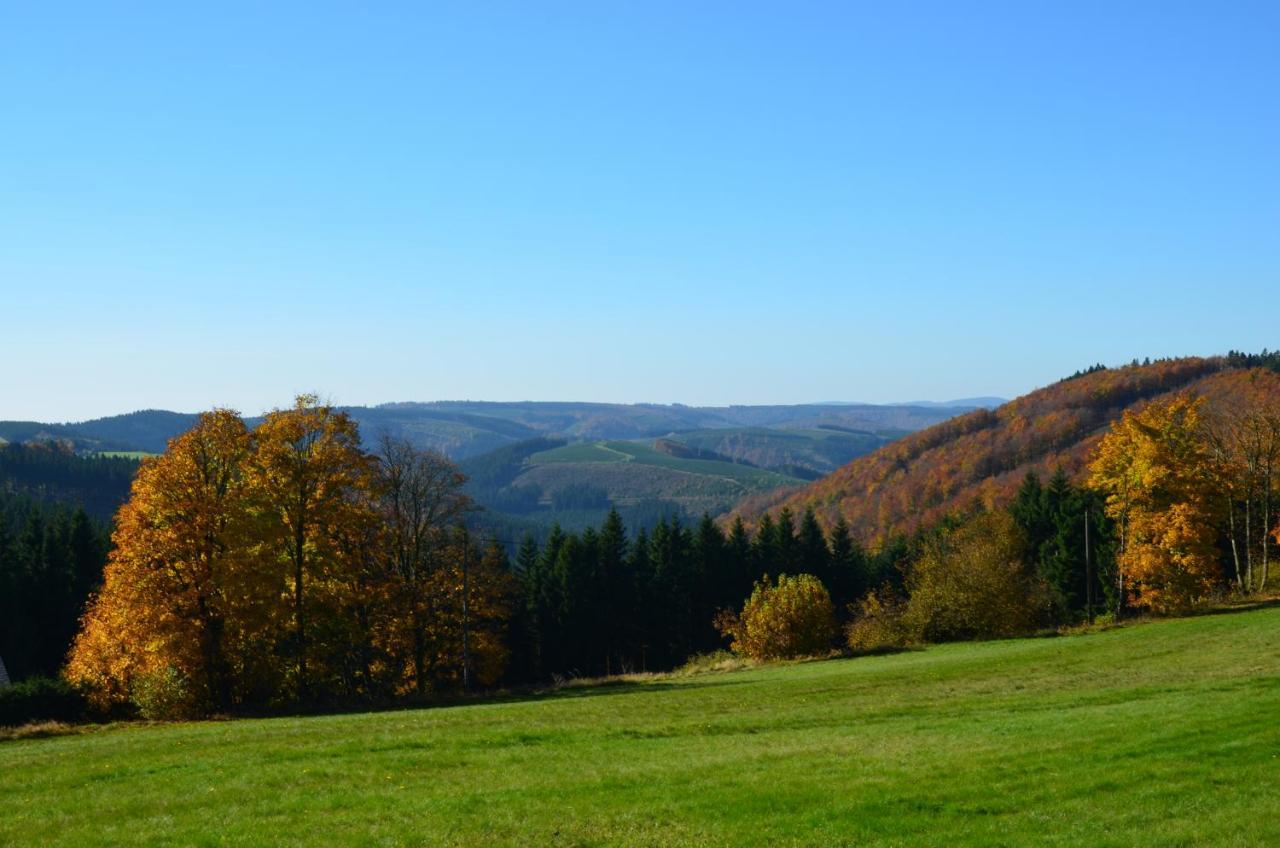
716 573 835 661
66 410 272 714
245 395 378 701
68 397 517 713
1089 394 1222 613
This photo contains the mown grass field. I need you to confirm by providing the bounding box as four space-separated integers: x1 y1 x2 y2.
5 607 1280 847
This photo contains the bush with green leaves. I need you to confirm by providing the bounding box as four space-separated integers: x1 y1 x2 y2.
0 676 87 727
845 590 910 653
130 666 200 721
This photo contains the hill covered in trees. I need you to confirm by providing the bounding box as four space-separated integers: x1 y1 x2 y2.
1 401 975 460
460 437 807 538
1 402 976 540
730 353 1280 546
0 443 139 520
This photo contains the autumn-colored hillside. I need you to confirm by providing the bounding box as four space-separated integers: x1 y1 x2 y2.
729 357 1280 547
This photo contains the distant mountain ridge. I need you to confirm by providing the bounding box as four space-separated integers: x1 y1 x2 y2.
2 400 980 460
1 400 985 538
893 397 1008 409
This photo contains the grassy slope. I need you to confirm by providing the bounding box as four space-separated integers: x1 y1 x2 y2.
668 427 890 475
518 440 800 517
6 607 1280 846
530 440 797 486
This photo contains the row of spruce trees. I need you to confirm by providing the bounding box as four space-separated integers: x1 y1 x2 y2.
504 472 1117 681
0 491 109 681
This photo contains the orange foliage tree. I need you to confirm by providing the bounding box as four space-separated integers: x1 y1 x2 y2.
67 397 512 717
66 410 277 714
245 395 379 701
1089 394 1222 613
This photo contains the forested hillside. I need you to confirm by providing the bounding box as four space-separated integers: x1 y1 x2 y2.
731 354 1280 546
663 426 891 477
1 401 972 461
0 445 124 682
0 443 139 520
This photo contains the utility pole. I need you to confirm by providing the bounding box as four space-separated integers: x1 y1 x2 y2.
1084 506 1093 623
461 528 472 693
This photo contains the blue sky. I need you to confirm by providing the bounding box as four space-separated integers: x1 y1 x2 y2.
2 2 1277 421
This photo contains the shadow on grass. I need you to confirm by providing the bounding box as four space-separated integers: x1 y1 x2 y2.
843 645 922 659
226 670 751 724
1185 595 1280 617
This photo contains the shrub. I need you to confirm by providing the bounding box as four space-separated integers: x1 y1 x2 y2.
717 574 836 661
0 677 87 727
130 667 200 721
900 512 1053 642
845 589 910 652
847 512 1054 651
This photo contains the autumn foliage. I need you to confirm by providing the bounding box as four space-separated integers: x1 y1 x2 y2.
67 398 511 717
716 573 836 661
732 357 1238 545
847 512 1052 650
1089 395 1222 613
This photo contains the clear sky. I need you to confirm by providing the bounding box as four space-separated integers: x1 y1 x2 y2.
2 2 1277 422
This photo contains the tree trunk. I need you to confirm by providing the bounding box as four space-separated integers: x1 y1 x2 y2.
1245 490 1254 594
412 606 426 696
294 529 308 703
1263 466 1273 591
1226 500 1242 590
197 595 230 713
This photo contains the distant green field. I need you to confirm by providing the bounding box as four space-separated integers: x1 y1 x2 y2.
517 439 800 518
530 441 633 464
5 606 1280 846
95 450 154 460
666 427 890 476
530 440 796 487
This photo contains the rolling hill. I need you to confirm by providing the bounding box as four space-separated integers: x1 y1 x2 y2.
0 444 139 520
460 437 807 534
0 401 974 460
730 355 1280 546
0 401 977 538
660 426 892 478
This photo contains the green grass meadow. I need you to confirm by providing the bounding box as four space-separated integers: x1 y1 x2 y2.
5 606 1280 846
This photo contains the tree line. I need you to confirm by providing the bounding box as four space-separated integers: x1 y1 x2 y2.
0 490 109 682
0 441 138 520
850 382 1279 649
512 507 902 678
38 373 1280 720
